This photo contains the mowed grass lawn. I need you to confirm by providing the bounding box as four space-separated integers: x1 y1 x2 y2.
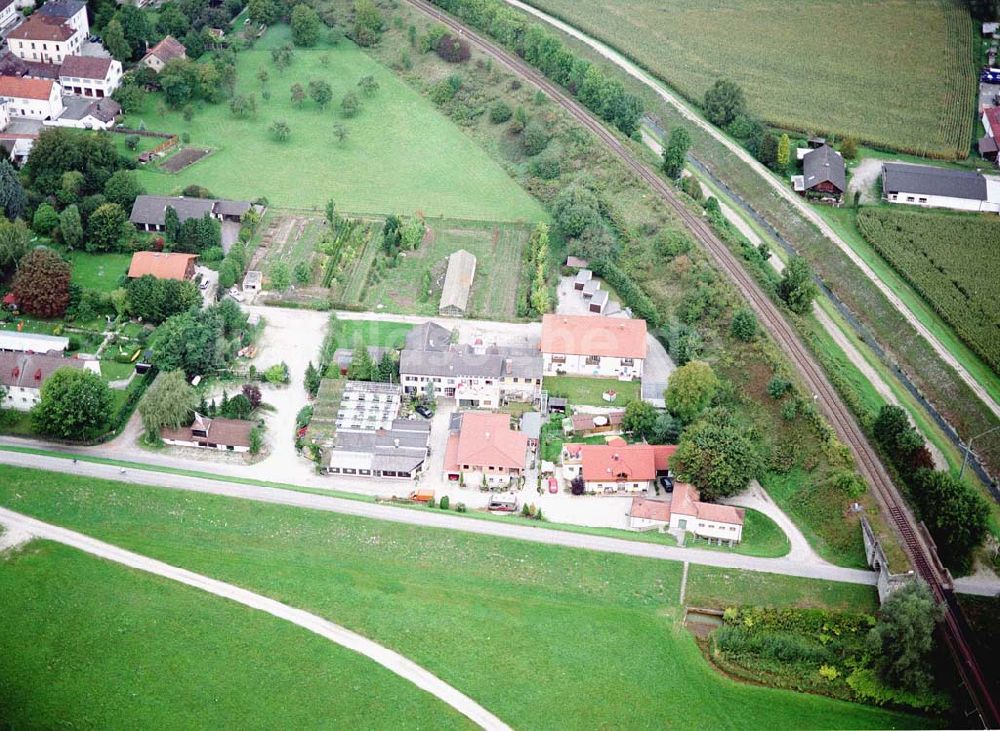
332 318 414 351
65 251 131 293
130 26 545 220
0 466 932 730
543 375 641 406
0 541 467 728
528 0 974 158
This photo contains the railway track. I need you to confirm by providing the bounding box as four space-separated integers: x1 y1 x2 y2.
404 0 1000 724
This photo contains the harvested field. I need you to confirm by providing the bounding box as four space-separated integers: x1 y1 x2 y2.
160 147 213 173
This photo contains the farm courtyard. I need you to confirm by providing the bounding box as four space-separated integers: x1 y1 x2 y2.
525 0 975 159
128 26 546 221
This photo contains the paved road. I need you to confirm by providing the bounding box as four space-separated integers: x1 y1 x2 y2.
0 507 510 731
0 450 877 585
503 0 1000 422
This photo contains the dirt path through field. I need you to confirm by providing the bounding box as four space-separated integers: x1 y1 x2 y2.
505 0 1000 421
0 507 512 731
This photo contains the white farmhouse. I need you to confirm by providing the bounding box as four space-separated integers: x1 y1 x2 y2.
0 76 63 120
59 55 123 98
881 162 1000 213
0 352 97 411
6 11 84 65
540 314 646 380
627 484 745 544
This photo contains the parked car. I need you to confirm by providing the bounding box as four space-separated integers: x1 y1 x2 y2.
415 404 433 419
658 476 674 493
548 477 558 494
488 493 519 512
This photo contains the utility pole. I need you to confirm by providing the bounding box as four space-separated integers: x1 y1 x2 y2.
960 424 1000 479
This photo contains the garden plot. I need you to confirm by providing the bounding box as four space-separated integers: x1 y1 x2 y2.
330 218 532 319
251 212 331 305
159 147 214 174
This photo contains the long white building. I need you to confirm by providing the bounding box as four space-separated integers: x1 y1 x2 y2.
0 76 63 120
540 314 646 380
881 162 1000 213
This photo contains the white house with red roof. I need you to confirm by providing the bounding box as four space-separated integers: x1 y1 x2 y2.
443 411 529 487
0 75 63 119
540 314 646 380
6 9 84 65
570 442 676 494
59 55 123 98
628 485 745 543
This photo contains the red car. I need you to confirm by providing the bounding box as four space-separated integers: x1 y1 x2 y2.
548 478 558 494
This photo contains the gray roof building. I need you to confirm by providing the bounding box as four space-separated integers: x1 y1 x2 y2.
881 162 987 201
129 195 252 228
802 144 845 193
58 96 121 124
405 322 452 352
36 0 85 19
400 345 542 381
439 249 476 317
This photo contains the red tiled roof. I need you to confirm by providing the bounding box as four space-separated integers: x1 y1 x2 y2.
8 14 74 42
453 412 527 470
985 107 1000 138
628 496 671 522
670 483 744 526
59 55 113 80
128 252 196 280
143 35 186 63
581 443 658 482
0 75 55 100
541 314 647 359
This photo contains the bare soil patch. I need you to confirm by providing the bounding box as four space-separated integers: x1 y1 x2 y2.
161 147 213 174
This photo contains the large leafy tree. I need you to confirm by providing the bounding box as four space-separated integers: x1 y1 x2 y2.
777 255 818 314
0 217 30 272
661 126 690 180
12 247 71 317
139 369 198 439
672 417 764 501
22 128 130 197
126 275 200 323
911 468 989 573
703 79 746 127
150 309 224 377
665 360 719 423
59 205 84 249
290 4 320 46
33 368 114 441
104 18 130 62
622 399 657 441
103 170 145 210
86 202 130 252
868 581 941 693
0 158 26 219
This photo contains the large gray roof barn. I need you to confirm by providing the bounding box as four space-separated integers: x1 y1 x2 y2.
881 163 987 201
439 249 476 317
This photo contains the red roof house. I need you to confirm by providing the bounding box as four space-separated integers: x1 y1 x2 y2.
443 412 528 484
540 314 647 379
127 251 197 281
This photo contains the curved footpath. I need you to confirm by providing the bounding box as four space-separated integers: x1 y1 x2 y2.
0 507 512 731
0 450 876 584
501 0 1000 422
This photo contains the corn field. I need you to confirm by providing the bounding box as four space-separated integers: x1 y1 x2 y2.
526 0 976 159
856 207 1000 373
